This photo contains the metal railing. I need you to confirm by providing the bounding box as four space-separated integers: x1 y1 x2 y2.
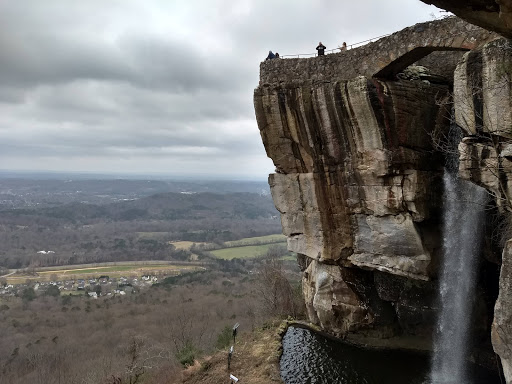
279 33 392 59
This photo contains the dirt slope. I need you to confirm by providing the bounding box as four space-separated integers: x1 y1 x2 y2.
177 324 284 384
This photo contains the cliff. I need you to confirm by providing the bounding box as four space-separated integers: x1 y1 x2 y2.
254 15 512 379
256 75 447 338
420 0 512 39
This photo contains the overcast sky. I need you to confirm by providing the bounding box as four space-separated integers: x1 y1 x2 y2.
0 0 445 180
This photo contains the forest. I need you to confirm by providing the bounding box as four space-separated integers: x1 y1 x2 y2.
0 179 282 269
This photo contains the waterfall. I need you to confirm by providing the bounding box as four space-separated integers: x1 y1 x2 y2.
429 168 487 383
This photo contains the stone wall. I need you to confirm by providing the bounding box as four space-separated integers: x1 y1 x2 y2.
259 17 496 86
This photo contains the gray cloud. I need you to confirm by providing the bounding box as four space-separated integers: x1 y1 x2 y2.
0 0 444 178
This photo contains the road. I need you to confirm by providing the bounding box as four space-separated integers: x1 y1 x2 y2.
0 269 16 278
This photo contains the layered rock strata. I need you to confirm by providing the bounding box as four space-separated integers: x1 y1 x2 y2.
255 17 503 353
255 60 452 337
257 78 447 279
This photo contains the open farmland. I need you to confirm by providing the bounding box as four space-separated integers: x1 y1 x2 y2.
163 234 289 260
210 243 287 260
5 261 205 284
223 234 286 247
168 234 287 252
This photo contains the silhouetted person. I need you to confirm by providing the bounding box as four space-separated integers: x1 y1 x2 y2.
266 50 276 60
316 42 326 56
275 52 280 58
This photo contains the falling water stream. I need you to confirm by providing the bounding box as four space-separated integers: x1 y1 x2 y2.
429 170 488 383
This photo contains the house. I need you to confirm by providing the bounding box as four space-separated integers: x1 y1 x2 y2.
124 286 134 294
64 283 73 291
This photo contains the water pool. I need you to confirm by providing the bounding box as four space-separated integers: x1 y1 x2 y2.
280 326 500 384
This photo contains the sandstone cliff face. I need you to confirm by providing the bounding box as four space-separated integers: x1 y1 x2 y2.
256 76 447 336
257 78 446 279
255 16 507 368
255 50 453 336
457 39 512 206
252 17 512 384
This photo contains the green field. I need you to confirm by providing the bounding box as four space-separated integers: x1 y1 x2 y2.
137 234 287 252
224 234 286 247
210 242 287 260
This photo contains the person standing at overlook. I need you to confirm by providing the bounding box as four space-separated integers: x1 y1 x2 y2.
316 42 326 56
266 50 276 60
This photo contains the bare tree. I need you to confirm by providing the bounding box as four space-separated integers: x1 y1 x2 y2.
123 336 172 384
162 296 212 366
256 250 303 319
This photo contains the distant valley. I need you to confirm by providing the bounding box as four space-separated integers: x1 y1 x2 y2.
0 178 282 269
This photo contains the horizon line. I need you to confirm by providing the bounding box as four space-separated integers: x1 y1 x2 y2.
0 169 270 182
